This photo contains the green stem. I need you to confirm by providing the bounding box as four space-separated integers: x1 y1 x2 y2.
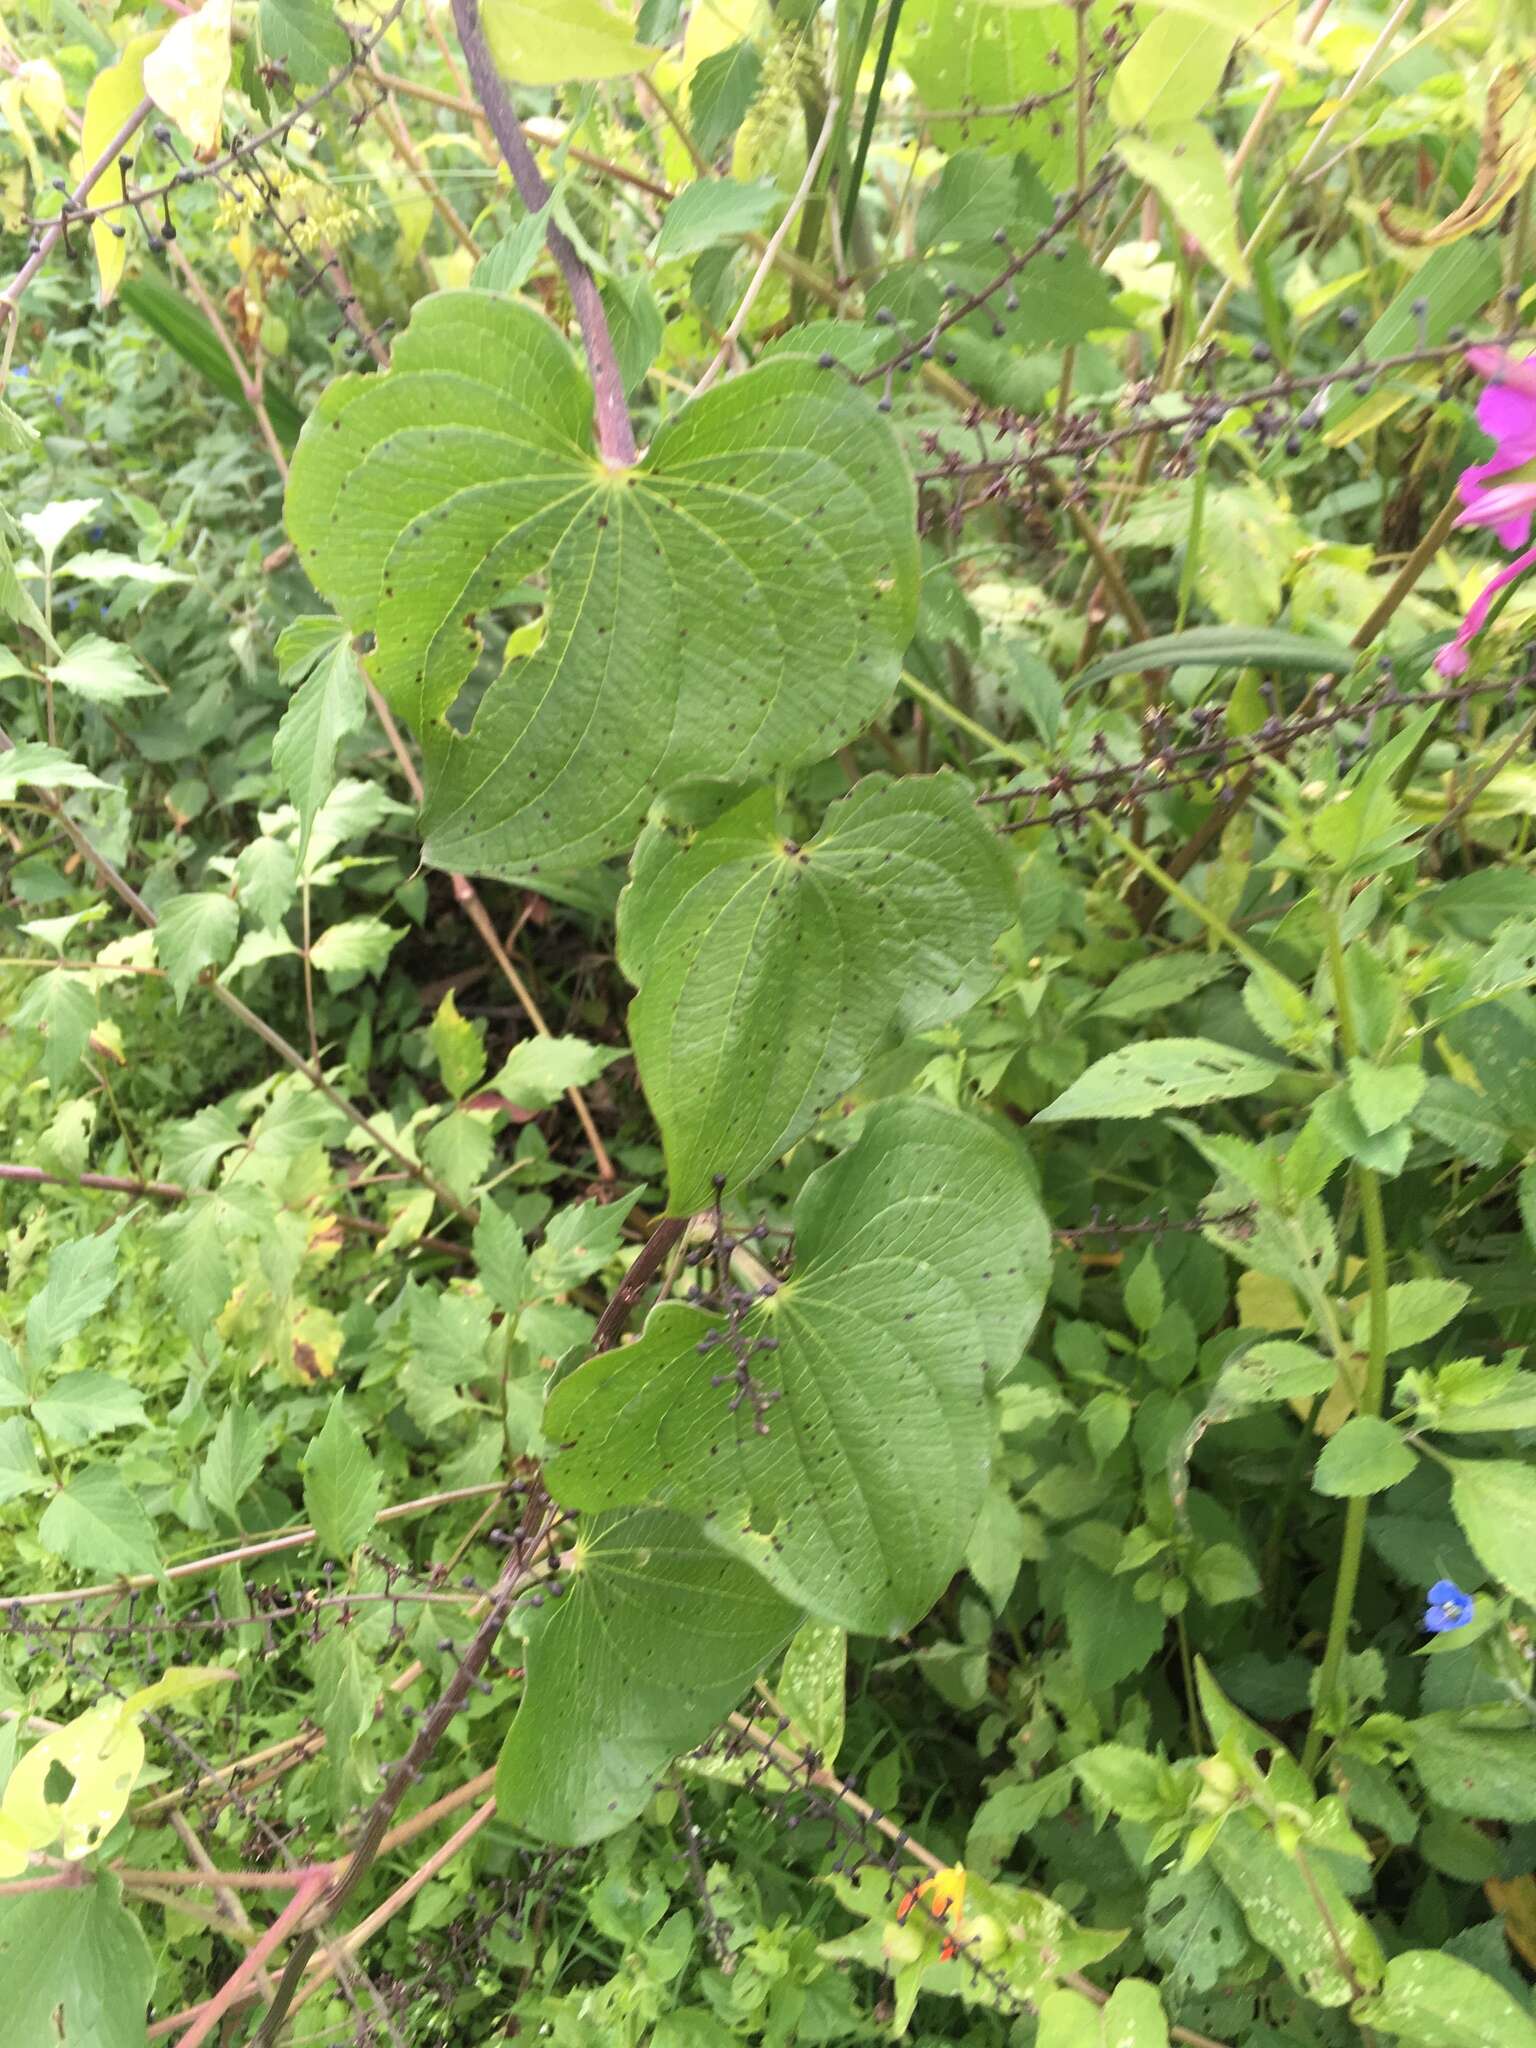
839 0 903 253
1300 898 1392 1779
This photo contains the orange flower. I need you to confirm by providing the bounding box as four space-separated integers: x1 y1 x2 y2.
895 1864 968 1960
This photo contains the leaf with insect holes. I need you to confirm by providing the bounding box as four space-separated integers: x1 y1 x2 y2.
621 774 1015 1212
284 293 917 879
545 1098 1050 1633
1037 1039 1286 1123
495 1505 801 1844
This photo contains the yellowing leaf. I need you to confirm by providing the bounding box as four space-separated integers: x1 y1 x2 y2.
683 0 769 73
482 0 659 85
1 1703 144 1862
18 58 68 137
290 1302 343 1381
79 33 163 308
143 0 233 157
1119 125 1249 287
120 1664 238 1718
1237 1271 1303 1332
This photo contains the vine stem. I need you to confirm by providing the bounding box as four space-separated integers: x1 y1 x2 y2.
694 96 842 398
449 0 638 466
1300 895 1391 1777
0 723 477 1222
0 96 152 326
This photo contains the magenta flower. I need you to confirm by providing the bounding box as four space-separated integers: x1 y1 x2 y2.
1435 347 1536 678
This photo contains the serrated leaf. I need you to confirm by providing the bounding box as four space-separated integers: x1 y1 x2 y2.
12 968 96 1088
258 0 350 84
1038 1039 1284 1124
0 744 107 799
0 1419 45 1507
309 915 400 977
1347 1059 1426 1137
272 625 366 857
155 892 238 1008
302 1393 382 1558
1312 1417 1416 1497
1353 1947 1536 2047
203 1404 269 1520
421 1107 494 1198
474 1200 532 1315
1448 1457 1536 1606
472 204 552 293
429 990 488 1099
285 294 917 877
493 1033 615 1110
24 1222 125 1364
39 1467 162 1578
1352 1279 1470 1356
546 1098 1050 1632
496 1505 800 1844
622 774 1013 1210
234 836 298 932
1404 1714 1536 1824
32 1371 147 1446
43 635 161 704
654 176 779 258
688 39 764 157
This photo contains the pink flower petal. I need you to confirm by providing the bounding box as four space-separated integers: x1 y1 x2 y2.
1435 539 1536 678
1466 347 1536 399
1476 379 1536 462
1454 477 1536 550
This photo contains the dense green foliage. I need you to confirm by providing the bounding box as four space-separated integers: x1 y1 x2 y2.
3 1 1536 2044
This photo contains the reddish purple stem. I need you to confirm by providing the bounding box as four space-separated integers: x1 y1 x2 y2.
448 0 639 468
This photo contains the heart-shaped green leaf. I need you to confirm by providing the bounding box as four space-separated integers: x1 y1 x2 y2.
543 1098 1051 1634
495 1506 800 1845
621 773 1015 1212
285 293 918 877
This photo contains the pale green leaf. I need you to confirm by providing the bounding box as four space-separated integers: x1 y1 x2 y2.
24 1222 125 1363
309 915 400 977
43 636 161 703
1119 126 1248 287
154 892 238 1009
1352 1947 1536 2047
39 1467 162 1578
1352 1279 1470 1356
271 626 366 857
654 177 779 259
546 1098 1050 1633
430 990 488 1100
482 0 659 84
0 1875 155 2048
1448 1456 1536 1606
1405 1714 1536 1823
1038 1039 1283 1124
302 1393 382 1558
777 1618 846 1766
32 1371 146 1446
1347 1059 1426 1137
1207 1812 1382 2007
1312 1417 1416 1498
1110 2 1258 128
0 744 107 799
493 1034 616 1110
0 1418 45 1507
622 774 1014 1210
258 0 350 84
285 294 917 876
203 1404 269 1521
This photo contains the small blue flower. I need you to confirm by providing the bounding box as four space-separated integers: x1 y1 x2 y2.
1423 1579 1475 1634
10 364 28 379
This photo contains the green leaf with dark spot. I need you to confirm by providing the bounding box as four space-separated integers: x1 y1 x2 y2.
621 773 1014 1210
285 294 917 878
495 1506 800 1844
545 1098 1050 1633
